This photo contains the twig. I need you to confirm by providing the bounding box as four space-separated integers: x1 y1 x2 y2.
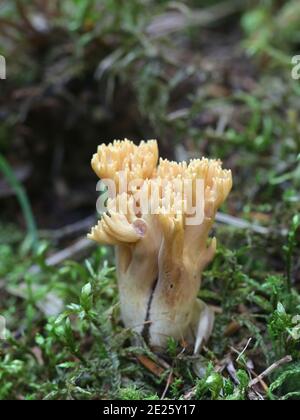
5 283 64 317
216 212 269 235
28 237 95 275
40 215 96 241
216 212 288 236
0 238 95 315
183 356 292 400
249 372 269 393
249 356 293 388
236 338 252 363
161 369 174 400
137 355 166 378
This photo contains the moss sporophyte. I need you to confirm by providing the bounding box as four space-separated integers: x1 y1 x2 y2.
88 139 232 354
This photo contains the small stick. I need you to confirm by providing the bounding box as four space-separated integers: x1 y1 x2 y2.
249 372 269 393
249 355 292 388
161 370 174 400
137 355 166 378
184 356 292 400
40 215 96 240
0 237 95 288
29 237 95 275
216 212 288 236
236 338 252 363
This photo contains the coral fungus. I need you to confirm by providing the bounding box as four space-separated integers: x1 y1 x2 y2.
88 139 232 353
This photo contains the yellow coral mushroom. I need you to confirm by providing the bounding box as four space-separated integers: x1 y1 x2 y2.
91 139 158 192
88 139 232 353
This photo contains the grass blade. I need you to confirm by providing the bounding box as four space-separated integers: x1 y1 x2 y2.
0 153 38 249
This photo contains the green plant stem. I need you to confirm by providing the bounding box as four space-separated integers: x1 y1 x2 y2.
0 153 38 249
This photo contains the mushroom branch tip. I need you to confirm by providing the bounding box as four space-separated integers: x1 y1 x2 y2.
88 139 233 353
